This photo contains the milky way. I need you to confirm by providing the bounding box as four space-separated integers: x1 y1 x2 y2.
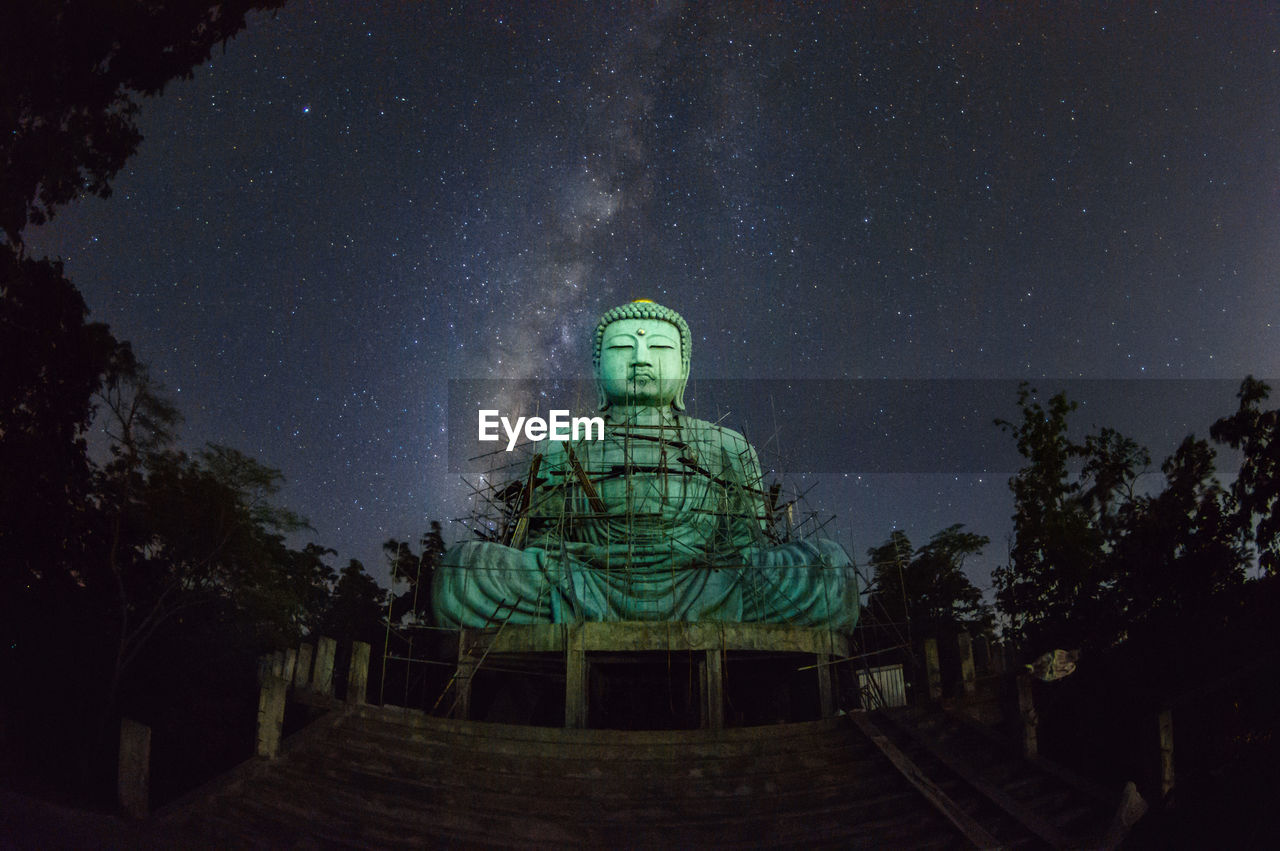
24 2 1280 592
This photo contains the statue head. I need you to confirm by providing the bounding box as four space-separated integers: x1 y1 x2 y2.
592 300 691 411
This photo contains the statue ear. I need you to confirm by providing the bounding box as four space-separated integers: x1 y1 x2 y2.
596 378 609 411
672 375 688 411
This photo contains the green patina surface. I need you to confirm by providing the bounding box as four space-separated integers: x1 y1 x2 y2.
432 300 859 631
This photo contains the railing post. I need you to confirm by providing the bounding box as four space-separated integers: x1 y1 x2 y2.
256 675 288 758
972 634 990 674
314 636 337 696
1158 708 1175 800
117 718 150 819
957 632 976 697
294 643 314 689
923 638 942 701
347 641 371 705
1017 675 1038 758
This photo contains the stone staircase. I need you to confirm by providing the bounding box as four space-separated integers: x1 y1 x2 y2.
873 704 1145 849
154 705 961 848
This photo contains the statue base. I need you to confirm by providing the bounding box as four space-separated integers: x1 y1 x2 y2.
450 622 852 729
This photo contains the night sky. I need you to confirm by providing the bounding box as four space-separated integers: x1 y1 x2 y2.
25 2 1280 593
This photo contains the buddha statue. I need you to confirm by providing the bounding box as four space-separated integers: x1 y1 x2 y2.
431 300 859 631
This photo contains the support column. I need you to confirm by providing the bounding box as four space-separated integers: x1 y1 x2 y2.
957 632 976 697
256 675 288 758
565 626 588 729
816 653 835 718
454 632 478 720
313 636 337 696
923 638 942 701
703 649 725 729
347 641 371 705
117 718 150 819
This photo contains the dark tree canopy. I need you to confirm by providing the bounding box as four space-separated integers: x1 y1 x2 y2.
1211 377 1280 575
0 251 125 588
866 525 992 638
994 379 1270 653
384 522 446 625
1 0 286 245
993 386 1101 648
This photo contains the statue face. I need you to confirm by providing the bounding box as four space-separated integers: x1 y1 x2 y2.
598 318 684 407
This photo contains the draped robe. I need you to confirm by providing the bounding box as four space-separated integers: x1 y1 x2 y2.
431 415 858 631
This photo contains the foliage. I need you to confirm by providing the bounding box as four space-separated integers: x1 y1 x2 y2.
866 525 992 637
992 385 1104 648
1210 376 1280 575
384 522 446 625
315 558 389 649
0 252 125 588
0 0 287 244
994 379 1270 653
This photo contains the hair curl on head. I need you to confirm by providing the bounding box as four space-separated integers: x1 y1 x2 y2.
592 300 691 410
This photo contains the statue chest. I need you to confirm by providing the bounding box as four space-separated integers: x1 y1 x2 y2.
578 441 721 514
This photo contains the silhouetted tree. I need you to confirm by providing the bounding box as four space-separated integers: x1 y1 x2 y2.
1 0 287 245
1211 376 1280 576
867 525 992 639
0 253 125 587
993 386 1102 649
317 559 387 646
385 521 446 625
1108 435 1244 636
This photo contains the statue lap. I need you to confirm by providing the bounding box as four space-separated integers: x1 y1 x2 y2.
431 416 858 631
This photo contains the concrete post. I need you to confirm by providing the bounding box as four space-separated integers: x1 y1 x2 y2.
314 636 337 697
973 634 990 674
1158 708 1175 800
256 675 288 758
295 643 314 689
703 649 725 729
957 632 977 697
117 718 150 819
923 638 942 701
282 647 298 685
989 641 1006 675
1017 675 1038 758
270 650 285 678
565 627 588 729
347 641 371 705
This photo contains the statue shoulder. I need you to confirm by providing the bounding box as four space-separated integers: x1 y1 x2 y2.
678 415 754 455
677 417 761 485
